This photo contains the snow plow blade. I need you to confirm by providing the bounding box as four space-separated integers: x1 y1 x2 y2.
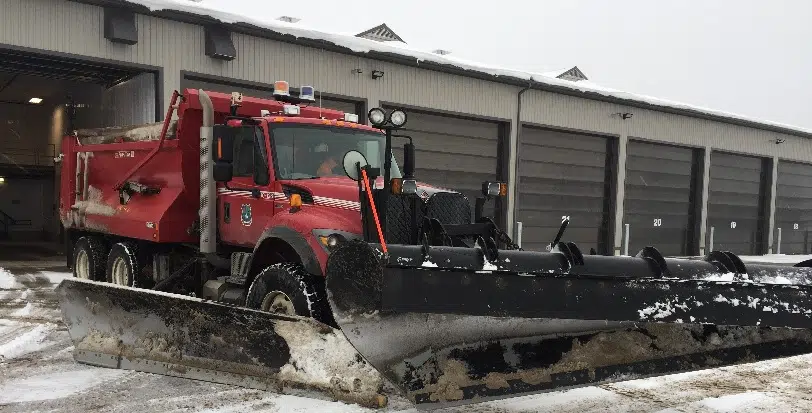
55 278 388 408
325 240 812 410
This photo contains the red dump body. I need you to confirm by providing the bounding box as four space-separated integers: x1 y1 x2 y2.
59 89 386 273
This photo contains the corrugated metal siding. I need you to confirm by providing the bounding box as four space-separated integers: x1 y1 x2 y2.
521 90 812 163
102 72 156 127
0 0 517 121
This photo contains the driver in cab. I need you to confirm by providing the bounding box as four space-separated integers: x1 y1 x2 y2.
315 142 339 177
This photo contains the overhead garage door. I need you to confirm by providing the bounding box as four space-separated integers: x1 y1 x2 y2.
181 75 362 115
516 127 613 254
775 160 812 254
624 140 701 257
706 152 769 255
382 106 504 223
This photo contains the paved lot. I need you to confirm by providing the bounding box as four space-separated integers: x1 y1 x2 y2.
3 245 812 412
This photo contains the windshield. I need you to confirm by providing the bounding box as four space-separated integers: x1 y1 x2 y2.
271 124 403 180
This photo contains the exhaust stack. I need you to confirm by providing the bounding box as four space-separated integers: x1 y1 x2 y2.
198 89 216 254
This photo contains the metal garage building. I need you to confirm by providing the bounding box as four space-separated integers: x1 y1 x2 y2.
2 0 812 257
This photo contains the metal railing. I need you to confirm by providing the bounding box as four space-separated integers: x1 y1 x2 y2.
0 209 32 239
0 144 57 167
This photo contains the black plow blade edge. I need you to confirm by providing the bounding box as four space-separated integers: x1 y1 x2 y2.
324 240 812 411
55 278 388 408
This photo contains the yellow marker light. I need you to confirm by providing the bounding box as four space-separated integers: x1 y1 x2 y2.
499 182 508 197
217 137 222 158
273 117 285 123
290 193 303 208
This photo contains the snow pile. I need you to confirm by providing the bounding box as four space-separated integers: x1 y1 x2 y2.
0 267 19 288
273 319 386 407
118 0 812 136
0 369 129 404
0 323 58 360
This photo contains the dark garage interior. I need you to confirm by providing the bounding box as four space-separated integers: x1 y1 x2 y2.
0 47 158 250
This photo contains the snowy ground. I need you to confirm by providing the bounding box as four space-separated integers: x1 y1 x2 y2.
4 261 812 412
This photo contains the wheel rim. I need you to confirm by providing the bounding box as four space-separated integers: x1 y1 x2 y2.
261 290 295 315
111 257 130 286
75 249 90 279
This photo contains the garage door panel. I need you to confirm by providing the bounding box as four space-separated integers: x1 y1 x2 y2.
628 158 694 175
518 193 605 214
709 166 763 183
518 209 607 228
774 174 812 189
707 152 767 255
520 146 607 168
518 127 612 254
521 226 606 252
776 184 812 198
627 141 695 162
776 198 812 211
708 192 761 208
624 140 697 256
779 162 812 177
522 129 608 152
627 175 693 191
625 187 695 203
776 160 812 254
519 179 607 199
403 112 498 140
520 162 607 182
402 131 497 158
709 180 763 195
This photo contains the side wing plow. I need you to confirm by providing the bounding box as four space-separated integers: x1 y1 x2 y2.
324 240 812 410
55 278 389 408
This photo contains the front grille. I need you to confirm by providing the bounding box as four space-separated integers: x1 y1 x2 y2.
424 192 471 227
375 191 471 245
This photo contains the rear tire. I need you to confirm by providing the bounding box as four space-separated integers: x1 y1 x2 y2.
72 236 107 281
106 242 141 287
245 263 335 326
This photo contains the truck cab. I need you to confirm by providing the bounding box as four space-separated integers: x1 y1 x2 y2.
205 83 413 321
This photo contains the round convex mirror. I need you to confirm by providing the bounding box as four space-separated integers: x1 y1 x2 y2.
342 150 370 181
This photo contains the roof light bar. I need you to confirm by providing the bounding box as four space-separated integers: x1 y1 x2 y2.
344 113 359 123
299 86 315 102
273 80 290 97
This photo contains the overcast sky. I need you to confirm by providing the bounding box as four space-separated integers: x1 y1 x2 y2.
205 0 811 129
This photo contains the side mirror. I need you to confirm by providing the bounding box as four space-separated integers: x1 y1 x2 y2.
403 142 415 179
212 124 236 182
213 125 235 163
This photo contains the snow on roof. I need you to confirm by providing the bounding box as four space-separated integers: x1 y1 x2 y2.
118 0 812 136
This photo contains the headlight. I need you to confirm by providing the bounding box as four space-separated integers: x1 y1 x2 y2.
368 108 387 127
389 109 407 127
312 229 359 253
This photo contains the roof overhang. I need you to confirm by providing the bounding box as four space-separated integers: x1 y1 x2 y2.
65 0 812 139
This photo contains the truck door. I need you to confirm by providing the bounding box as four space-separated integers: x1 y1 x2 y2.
217 123 274 247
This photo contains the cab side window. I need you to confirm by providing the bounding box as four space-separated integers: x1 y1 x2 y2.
232 126 269 184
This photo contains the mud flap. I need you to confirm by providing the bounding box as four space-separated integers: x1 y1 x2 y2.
325 240 812 410
55 278 388 408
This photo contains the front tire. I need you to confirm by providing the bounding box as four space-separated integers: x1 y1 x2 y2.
245 263 335 326
106 242 141 287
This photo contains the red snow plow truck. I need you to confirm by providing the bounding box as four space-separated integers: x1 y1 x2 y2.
56 84 812 410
